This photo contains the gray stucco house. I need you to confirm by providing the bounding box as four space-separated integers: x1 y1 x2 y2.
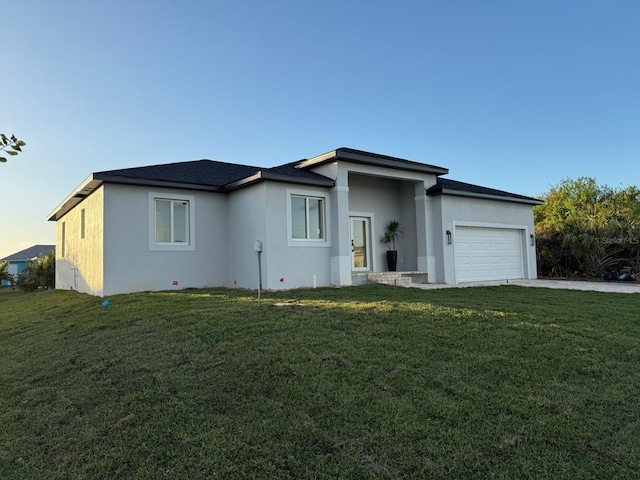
48 147 542 296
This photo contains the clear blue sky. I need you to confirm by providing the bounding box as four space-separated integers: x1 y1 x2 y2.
2 0 638 259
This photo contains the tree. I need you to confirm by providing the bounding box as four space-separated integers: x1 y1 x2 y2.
0 133 26 163
535 177 640 278
15 252 55 291
0 261 15 287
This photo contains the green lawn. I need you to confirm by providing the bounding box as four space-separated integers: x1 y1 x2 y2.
1 285 639 479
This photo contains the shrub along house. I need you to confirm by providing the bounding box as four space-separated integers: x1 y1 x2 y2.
47 147 542 296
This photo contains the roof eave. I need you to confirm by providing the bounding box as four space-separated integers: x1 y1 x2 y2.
296 149 449 176
428 188 544 205
47 173 224 221
223 171 335 192
47 174 103 221
295 150 339 169
93 173 223 192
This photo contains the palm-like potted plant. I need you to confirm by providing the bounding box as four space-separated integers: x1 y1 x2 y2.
382 220 402 272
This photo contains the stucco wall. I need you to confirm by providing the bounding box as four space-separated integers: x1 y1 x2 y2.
55 185 105 295
227 182 332 290
429 196 445 283
227 183 268 290
264 182 331 289
101 184 228 295
436 195 537 284
401 184 419 271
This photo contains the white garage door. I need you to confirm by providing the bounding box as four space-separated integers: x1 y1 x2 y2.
454 226 524 282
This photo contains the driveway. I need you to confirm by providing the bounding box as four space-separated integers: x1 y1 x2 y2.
409 278 640 294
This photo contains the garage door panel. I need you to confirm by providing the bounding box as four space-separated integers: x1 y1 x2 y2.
454 227 524 282
457 257 471 266
456 242 471 251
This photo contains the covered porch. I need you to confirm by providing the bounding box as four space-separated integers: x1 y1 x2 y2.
330 169 440 286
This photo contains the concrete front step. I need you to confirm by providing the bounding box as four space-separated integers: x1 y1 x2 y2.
352 271 426 286
373 277 412 286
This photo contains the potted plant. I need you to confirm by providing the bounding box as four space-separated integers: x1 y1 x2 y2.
382 219 402 272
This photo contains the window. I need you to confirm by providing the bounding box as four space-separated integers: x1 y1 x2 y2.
61 221 66 257
148 192 195 251
155 199 189 244
286 189 330 246
290 194 325 240
80 208 86 239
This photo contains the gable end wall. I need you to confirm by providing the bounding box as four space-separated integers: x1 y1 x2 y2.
55 185 105 295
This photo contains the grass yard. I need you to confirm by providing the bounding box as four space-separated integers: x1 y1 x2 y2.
1 284 639 479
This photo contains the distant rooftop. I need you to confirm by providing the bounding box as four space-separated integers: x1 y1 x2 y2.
1 245 55 262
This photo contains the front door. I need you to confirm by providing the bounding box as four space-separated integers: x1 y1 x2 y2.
350 217 370 271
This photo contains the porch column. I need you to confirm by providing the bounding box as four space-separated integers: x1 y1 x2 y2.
330 169 351 286
415 182 436 282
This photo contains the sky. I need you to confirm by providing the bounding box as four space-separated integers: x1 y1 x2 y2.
2 0 639 259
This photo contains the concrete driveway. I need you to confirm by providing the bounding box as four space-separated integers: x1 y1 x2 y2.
409 278 640 294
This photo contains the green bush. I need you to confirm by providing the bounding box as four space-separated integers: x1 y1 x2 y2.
0 260 15 287
535 178 640 279
15 252 55 291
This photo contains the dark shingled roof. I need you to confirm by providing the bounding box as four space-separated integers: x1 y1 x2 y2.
90 148 450 190
296 147 449 175
427 178 543 204
336 147 448 173
95 160 264 189
94 158 334 190
49 147 541 222
1 245 55 262
266 160 331 179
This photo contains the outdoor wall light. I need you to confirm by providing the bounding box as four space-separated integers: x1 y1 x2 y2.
530 233 535 246
446 230 452 244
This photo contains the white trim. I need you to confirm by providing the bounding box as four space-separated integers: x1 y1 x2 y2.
148 191 196 252
350 217 372 272
47 174 99 221
438 188 543 205
286 188 331 248
331 186 350 193
349 211 376 272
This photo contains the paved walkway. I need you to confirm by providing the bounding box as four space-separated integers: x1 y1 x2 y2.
409 278 640 294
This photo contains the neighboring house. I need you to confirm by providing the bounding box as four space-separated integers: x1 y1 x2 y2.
0 245 55 286
47 147 543 296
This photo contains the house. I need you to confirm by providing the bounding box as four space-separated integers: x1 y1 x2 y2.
0 244 55 286
47 147 543 296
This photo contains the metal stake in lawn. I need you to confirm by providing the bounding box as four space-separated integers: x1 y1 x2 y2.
255 240 263 307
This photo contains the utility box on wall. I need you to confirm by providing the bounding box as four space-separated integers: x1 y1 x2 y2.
254 240 262 252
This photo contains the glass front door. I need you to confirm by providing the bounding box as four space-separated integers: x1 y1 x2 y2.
351 217 370 271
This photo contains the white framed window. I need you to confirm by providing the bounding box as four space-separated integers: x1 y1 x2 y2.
286 189 330 247
148 192 195 251
291 195 324 239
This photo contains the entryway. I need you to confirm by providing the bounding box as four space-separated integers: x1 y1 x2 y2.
350 217 371 271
